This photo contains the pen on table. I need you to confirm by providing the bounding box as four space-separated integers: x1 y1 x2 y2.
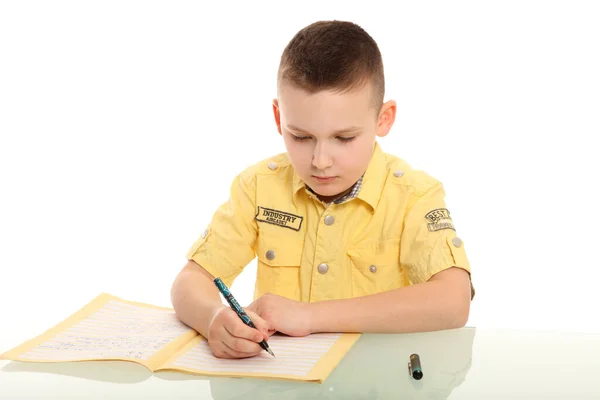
213 277 275 358
408 353 423 380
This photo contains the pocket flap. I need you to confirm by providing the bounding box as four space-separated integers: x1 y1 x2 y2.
256 234 302 267
346 239 400 269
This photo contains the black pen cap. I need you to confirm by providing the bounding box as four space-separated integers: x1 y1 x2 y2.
409 353 423 380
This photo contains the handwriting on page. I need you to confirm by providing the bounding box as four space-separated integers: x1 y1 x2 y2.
171 333 342 377
20 300 191 361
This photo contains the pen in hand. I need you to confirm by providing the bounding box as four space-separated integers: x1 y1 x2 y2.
213 277 275 358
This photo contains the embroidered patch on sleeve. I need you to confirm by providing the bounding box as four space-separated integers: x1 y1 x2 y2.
425 208 455 232
255 206 303 231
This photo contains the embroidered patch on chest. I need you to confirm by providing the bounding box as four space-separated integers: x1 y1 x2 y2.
425 208 455 232
255 206 303 231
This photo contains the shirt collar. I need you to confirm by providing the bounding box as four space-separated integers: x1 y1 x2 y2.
292 168 307 197
292 141 387 210
355 141 387 210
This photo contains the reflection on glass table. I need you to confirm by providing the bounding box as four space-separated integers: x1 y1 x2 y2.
203 328 475 399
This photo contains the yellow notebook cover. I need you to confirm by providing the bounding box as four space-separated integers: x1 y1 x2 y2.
0 293 360 383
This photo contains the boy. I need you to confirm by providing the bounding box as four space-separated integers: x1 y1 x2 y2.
171 20 474 359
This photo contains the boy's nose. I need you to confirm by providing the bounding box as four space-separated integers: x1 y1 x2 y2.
312 145 333 170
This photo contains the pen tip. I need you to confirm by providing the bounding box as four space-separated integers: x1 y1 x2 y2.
267 348 275 357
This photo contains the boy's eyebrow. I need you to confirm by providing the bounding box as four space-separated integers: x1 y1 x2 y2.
286 124 362 135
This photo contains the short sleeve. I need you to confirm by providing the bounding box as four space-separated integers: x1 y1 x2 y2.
400 182 473 297
186 172 258 287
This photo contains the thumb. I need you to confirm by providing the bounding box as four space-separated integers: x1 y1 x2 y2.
245 309 271 341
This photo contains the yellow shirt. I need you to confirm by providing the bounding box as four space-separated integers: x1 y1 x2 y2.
187 142 472 302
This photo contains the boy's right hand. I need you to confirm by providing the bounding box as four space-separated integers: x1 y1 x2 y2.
206 306 271 359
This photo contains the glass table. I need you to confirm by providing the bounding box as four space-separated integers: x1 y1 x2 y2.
1 327 599 399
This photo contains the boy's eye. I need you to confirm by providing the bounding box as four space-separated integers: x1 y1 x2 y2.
292 135 311 141
290 134 355 142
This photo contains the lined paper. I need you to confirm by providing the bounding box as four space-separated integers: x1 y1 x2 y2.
19 300 191 361
2 293 360 383
171 333 342 377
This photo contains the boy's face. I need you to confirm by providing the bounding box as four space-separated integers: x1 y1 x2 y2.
273 82 396 203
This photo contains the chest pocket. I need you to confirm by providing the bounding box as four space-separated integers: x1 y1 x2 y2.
254 224 304 301
347 238 406 296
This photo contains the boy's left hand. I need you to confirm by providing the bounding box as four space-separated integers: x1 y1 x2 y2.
247 294 313 337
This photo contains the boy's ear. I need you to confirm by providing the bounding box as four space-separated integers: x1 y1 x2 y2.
272 99 282 135
377 100 397 138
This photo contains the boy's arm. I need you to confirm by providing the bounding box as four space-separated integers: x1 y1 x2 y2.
309 266 471 333
248 267 471 335
314 178 472 333
305 181 473 334
172 260 271 358
173 169 259 338
171 260 223 338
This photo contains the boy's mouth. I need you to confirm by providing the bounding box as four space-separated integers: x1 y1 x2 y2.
312 175 336 183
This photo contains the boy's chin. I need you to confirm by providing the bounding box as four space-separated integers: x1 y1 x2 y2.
315 188 342 196
311 182 353 197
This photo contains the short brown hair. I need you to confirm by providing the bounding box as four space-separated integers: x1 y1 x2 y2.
277 20 385 113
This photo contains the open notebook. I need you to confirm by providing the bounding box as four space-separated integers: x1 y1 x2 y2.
0 293 360 383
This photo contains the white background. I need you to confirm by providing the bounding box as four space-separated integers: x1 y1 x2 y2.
1 1 599 355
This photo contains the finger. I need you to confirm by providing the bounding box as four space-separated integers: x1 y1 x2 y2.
208 332 236 359
244 309 271 341
223 310 266 343
221 339 263 359
211 341 258 359
222 320 265 354
209 342 234 359
212 343 258 359
222 325 264 353
209 326 261 359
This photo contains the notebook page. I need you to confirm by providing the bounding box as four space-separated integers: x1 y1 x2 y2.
1 294 196 370
160 332 360 382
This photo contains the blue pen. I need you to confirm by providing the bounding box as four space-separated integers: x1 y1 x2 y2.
213 277 275 357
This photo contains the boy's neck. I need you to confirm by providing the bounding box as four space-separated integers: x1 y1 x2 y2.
312 186 353 204
306 178 360 204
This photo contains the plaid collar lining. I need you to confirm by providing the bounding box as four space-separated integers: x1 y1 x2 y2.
332 175 363 204
306 174 364 205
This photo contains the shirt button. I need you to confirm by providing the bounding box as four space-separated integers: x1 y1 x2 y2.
268 162 278 170
201 229 209 239
324 215 335 225
452 237 463 248
266 250 276 260
369 265 377 273
317 263 329 274
393 170 404 178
